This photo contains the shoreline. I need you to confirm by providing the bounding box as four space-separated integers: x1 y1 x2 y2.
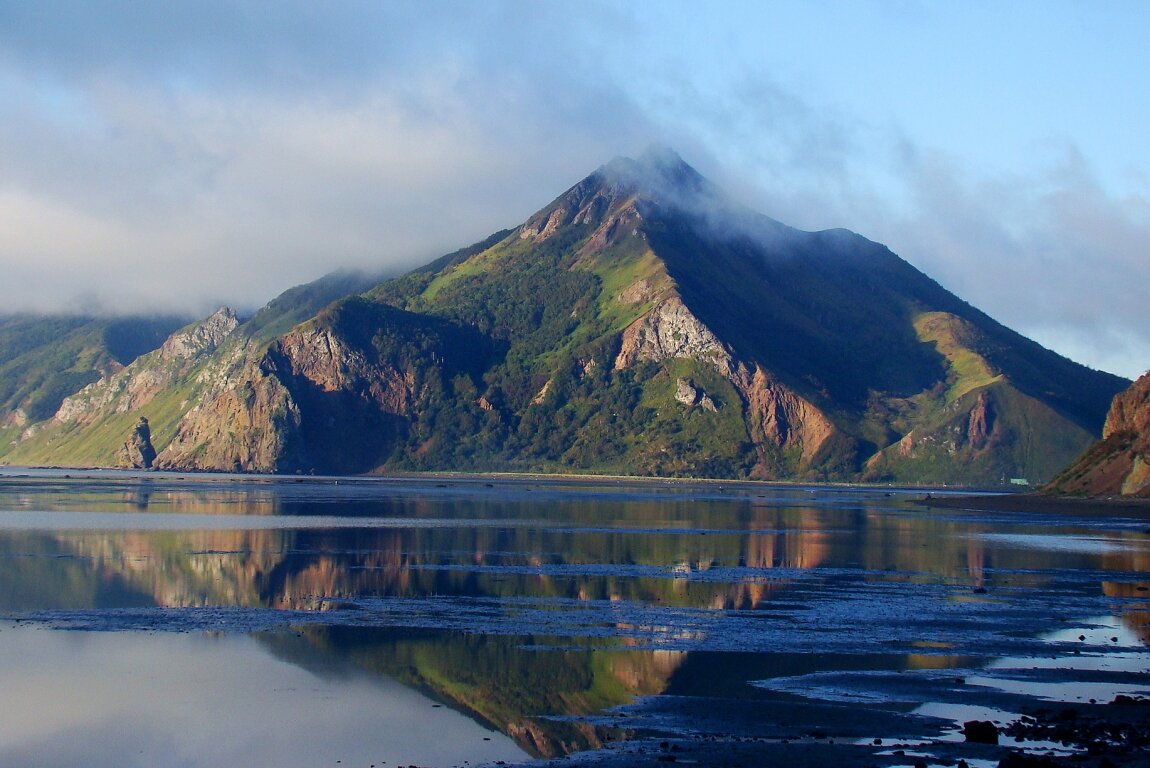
918 491 1150 516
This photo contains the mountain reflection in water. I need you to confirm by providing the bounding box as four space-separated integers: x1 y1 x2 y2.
0 471 1148 763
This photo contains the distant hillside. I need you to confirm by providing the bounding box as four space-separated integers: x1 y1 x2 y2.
1045 371 1150 497
1 150 1130 483
0 314 188 445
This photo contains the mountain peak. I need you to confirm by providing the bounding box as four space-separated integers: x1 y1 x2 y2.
518 148 724 245
597 146 712 203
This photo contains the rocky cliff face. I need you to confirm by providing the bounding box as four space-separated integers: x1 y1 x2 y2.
156 359 303 472
1047 371 1150 497
733 363 837 472
156 319 422 474
53 308 240 426
610 290 838 477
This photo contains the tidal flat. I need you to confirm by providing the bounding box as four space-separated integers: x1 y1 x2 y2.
0 468 1147 767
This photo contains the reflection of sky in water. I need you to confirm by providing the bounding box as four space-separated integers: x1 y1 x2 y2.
0 510 533 530
968 615 1150 701
0 624 525 768
976 532 1147 555
906 614 1150 754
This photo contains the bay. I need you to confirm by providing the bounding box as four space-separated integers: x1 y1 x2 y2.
0 469 1147 766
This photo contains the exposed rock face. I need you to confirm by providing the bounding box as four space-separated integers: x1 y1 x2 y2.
732 364 836 473
618 279 653 306
1104 371 1150 440
54 308 241 425
674 378 718 412
614 297 730 371
275 325 416 416
159 320 420 474
158 307 239 362
519 170 640 245
2 409 27 429
120 416 157 469
614 292 835 477
156 361 304 473
1048 370 1150 497
967 390 997 452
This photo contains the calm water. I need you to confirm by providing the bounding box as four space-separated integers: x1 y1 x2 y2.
0 469 1148 767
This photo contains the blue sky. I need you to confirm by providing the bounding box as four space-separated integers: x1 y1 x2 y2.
1 1 1147 378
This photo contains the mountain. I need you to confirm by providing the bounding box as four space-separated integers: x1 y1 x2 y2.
0 268 386 469
0 150 1130 483
1044 371 1150 497
0 314 188 448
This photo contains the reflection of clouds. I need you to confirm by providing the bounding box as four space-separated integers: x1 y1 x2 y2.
0 626 525 767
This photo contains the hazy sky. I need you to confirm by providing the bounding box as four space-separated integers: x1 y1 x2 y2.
1 1 1147 379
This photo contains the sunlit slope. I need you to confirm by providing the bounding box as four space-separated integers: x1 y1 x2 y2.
1 269 382 469
0 314 186 451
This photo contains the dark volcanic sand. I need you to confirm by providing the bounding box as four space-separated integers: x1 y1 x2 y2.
918 492 1150 517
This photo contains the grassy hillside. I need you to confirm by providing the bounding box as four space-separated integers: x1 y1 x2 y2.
0 314 187 424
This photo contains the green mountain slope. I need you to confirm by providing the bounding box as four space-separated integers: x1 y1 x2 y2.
1 150 1130 483
0 314 188 450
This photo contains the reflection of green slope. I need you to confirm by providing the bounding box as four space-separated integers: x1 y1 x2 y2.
273 626 679 758
0 532 155 611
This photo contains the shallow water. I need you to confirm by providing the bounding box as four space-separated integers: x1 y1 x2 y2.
0 469 1148 766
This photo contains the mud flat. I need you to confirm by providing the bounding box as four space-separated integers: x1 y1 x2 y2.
918 491 1150 518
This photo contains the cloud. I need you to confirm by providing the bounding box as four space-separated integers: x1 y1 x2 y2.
653 65 1150 379
0 2 654 315
874 145 1150 379
0 2 1146 379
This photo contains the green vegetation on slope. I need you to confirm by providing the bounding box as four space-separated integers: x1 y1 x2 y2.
913 311 1002 403
0 314 187 424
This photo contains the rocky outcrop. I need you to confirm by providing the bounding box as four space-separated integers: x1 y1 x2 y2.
156 362 304 473
519 169 641 245
2 409 27 429
613 292 835 476
674 378 718 412
120 416 157 469
157 320 420 474
1047 371 1150 497
732 364 837 474
275 325 415 416
966 390 997 452
54 308 241 425
614 296 730 371
1104 371 1150 440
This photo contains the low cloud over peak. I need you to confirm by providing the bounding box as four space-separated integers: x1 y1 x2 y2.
1 2 1147 379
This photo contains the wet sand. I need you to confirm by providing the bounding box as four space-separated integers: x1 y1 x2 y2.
918 491 1150 518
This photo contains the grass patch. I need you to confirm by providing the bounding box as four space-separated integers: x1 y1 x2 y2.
914 311 1002 403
